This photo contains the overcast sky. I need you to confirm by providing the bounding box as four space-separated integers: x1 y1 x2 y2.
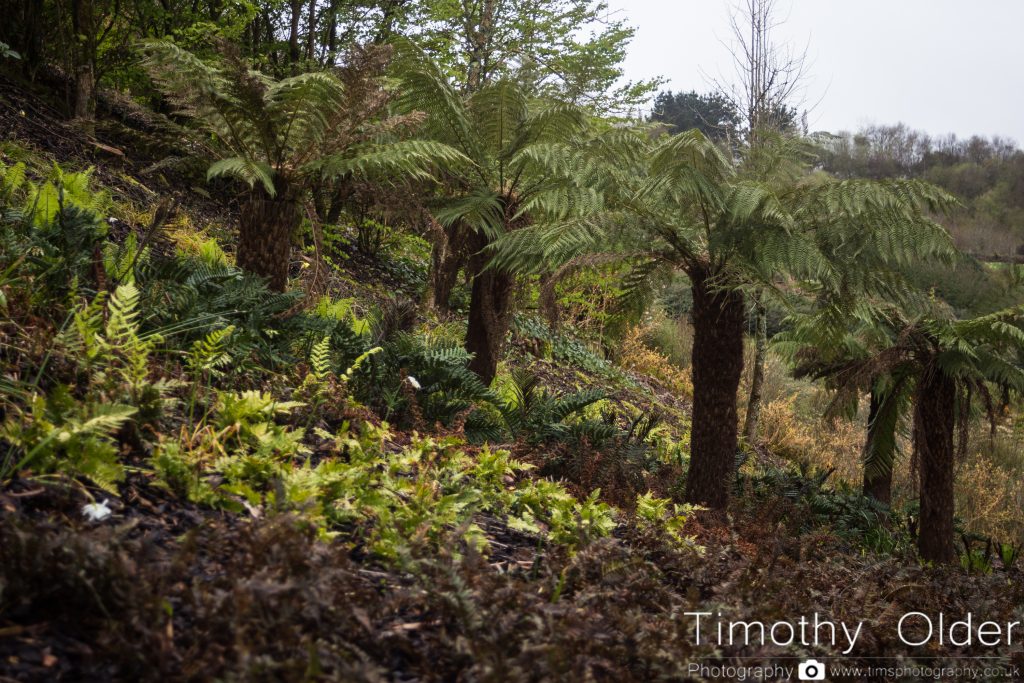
613 0 1024 143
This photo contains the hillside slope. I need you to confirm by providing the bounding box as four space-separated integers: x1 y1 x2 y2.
2 80 1024 683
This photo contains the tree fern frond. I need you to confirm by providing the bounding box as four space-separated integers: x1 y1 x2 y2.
863 376 911 481
310 139 472 182
207 157 276 195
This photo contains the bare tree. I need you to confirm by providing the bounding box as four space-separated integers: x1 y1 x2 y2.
713 0 810 140
709 0 812 445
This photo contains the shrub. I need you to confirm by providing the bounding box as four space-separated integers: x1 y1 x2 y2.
619 324 693 397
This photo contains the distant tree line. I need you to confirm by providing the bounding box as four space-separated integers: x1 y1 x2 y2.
819 124 1024 256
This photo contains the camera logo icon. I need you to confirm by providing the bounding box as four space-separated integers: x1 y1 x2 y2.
798 658 826 680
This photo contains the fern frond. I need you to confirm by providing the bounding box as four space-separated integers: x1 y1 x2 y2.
207 157 276 196
311 139 471 182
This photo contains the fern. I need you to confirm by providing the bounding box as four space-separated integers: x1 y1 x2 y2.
494 368 608 444
138 40 462 200
0 160 26 204
308 335 332 382
187 325 236 377
60 284 175 428
2 388 135 492
2 196 109 303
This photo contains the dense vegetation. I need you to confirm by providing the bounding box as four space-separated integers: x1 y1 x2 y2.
2 1 1024 680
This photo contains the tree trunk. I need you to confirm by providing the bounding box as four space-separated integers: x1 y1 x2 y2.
431 240 463 312
914 367 957 564
237 193 300 292
325 0 339 65
862 390 892 506
288 0 302 73
539 271 560 330
71 0 95 123
73 63 95 121
684 267 746 509
304 0 318 61
425 221 465 313
17 0 44 78
465 230 514 384
742 293 767 444
464 0 497 92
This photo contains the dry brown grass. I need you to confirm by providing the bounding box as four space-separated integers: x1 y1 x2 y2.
756 396 864 482
750 351 1024 545
956 428 1024 545
619 324 693 398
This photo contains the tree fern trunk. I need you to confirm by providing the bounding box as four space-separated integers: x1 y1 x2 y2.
465 231 514 384
915 367 957 564
539 271 560 330
685 267 746 510
429 231 463 313
862 390 892 505
237 194 300 292
742 293 767 444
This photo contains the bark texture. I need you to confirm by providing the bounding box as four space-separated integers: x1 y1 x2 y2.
914 367 957 564
742 294 767 443
538 272 560 330
684 268 746 509
429 226 465 313
73 63 95 121
71 0 96 122
237 194 300 292
464 230 514 385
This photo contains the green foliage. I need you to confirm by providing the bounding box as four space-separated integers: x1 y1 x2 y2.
2 387 134 492
153 406 619 563
214 390 307 457
186 325 236 379
634 492 704 552
130 252 303 370
295 339 382 423
1 171 109 303
27 165 111 223
410 0 657 112
650 90 741 142
0 41 20 60
538 407 669 503
494 367 608 443
0 160 111 223
513 315 628 381
138 41 465 199
359 329 497 429
0 160 27 205
741 462 913 554
60 284 177 428
493 128 960 324
820 125 1024 258
507 482 616 547
998 541 1021 570
956 534 1020 574
311 295 370 336
392 56 601 235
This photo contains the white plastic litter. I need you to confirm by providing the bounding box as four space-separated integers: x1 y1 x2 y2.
82 499 113 522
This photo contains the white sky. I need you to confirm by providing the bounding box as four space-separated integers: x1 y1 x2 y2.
612 0 1024 143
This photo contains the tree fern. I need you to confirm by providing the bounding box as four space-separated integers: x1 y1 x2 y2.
392 44 609 381
139 40 462 200
139 40 465 288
